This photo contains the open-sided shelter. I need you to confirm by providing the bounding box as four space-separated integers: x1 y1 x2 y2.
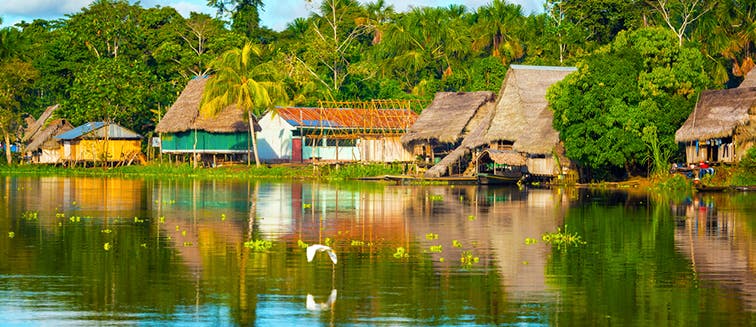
55 122 143 163
484 65 576 177
675 72 756 164
257 104 417 163
401 92 495 176
155 76 257 164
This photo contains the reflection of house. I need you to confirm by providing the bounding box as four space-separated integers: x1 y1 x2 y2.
22 104 74 164
675 70 756 164
400 92 496 177
155 76 257 164
257 106 417 163
484 65 576 178
55 122 143 163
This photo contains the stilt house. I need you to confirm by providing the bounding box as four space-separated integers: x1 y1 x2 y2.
55 122 143 163
675 70 756 164
22 104 74 164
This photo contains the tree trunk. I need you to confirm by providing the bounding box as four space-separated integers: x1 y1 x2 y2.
3 131 11 165
248 111 261 167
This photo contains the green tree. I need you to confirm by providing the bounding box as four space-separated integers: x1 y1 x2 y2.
207 0 264 38
0 59 38 164
548 27 711 178
201 43 288 167
471 0 524 64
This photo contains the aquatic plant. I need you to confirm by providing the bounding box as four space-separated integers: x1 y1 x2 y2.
221 213 226 221
101 229 112 234
467 215 476 221
429 245 443 253
460 250 479 268
428 194 444 201
8 232 14 238
134 217 144 223
244 239 273 251
21 210 38 221
425 233 438 240
452 240 462 248
103 242 111 251
350 240 365 246
393 247 409 258
541 225 586 250
298 239 309 249
525 237 538 245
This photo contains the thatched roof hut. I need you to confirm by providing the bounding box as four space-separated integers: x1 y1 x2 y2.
485 65 576 153
155 76 255 134
23 104 60 143
674 87 756 143
401 91 495 146
741 68 756 89
25 119 73 152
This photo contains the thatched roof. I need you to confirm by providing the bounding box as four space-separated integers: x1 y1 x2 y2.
23 104 60 143
485 65 576 154
481 149 527 166
425 147 469 178
675 87 756 143
155 76 254 134
401 91 495 145
741 68 756 89
26 119 73 152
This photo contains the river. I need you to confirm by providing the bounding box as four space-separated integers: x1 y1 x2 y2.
0 176 754 326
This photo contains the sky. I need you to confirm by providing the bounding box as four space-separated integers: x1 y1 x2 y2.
0 0 545 30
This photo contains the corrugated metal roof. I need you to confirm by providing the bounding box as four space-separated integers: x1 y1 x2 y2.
55 122 143 140
275 107 417 131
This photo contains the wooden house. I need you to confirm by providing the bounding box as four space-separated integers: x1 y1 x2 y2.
155 76 257 164
22 104 74 164
55 122 143 163
674 72 756 164
400 92 496 177
484 65 576 178
257 105 417 163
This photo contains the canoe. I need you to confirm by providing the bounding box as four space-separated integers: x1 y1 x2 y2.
694 184 729 192
477 173 520 185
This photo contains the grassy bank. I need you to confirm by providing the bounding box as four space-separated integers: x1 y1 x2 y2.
0 162 407 181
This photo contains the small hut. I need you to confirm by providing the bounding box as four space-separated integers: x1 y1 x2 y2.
401 92 496 177
484 65 576 178
259 105 417 163
25 119 74 163
674 86 756 164
55 122 143 164
155 76 256 165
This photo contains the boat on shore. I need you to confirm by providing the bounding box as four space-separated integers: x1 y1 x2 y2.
476 173 521 185
694 184 729 192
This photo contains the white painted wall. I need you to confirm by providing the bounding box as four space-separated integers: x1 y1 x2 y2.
257 113 296 162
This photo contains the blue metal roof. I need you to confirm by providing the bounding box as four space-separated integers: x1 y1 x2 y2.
55 122 142 140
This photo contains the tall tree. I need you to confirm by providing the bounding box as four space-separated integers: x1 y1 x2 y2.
471 0 524 64
201 43 288 167
207 0 264 38
646 0 714 46
548 27 712 178
0 59 38 165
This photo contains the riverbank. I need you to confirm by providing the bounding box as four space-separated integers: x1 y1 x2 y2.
0 162 407 181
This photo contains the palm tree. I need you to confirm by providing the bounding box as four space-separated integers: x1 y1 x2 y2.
471 0 524 63
200 42 288 167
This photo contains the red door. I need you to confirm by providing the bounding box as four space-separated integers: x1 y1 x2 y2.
292 137 302 163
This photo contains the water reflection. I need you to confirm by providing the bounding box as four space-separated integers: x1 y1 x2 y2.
672 193 756 311
1 176 755 325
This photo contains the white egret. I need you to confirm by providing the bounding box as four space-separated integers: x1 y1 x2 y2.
306 244 337 264
306 289 338 311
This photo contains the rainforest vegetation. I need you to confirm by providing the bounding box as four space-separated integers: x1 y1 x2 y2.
0 0 755 178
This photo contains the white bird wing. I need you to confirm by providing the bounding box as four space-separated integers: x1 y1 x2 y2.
326 289 337 306
306 244 337 263
326 249 338 264
306 294 318 310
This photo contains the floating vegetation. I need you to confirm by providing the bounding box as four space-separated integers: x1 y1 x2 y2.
158 216 165 224
302 203 312 209
324 237 332 246
298 239 309 249
425 233 438 240
103 242 111 251
8 232 14 238
55 212 65 219
21 210 38 221
69 216 81 223
101 229 112 234
541 225 586 250
221 213 226 221
439 257 445 262
393 247 409 258
452 240 463 248
428 194 444 201
244 239 273 252
181 230 187 237
460 250 479 268
429 245 443 253
134 217 144 223
524 237 538 245
183 242 193 247
140 243 147 248
350 240 365 246
467 215 476 221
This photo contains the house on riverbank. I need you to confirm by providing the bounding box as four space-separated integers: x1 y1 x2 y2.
483 65 576 179
22 104 74 164
400 92 496 177
257 103 417 163
55 122 143 165
155 76 258 165
675 69 756 164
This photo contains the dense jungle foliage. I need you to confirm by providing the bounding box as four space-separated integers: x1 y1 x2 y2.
1 0 755 178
